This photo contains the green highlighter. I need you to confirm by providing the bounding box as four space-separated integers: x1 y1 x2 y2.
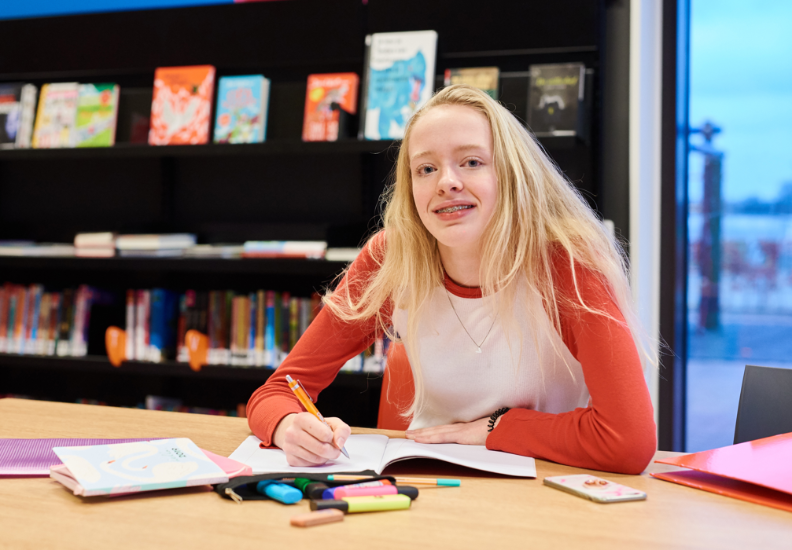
310 494 411 513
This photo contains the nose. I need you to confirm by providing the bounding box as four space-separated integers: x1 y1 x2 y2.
436 167 463 194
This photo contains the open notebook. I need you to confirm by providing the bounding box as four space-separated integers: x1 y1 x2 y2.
229 435 537 478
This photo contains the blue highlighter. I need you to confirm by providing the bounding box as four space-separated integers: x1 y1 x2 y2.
256 481 303 505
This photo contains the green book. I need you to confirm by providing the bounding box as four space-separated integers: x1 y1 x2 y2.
73 83 119 147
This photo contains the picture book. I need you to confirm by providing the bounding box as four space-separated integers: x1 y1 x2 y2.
360 30 438 140
213 75 270 144
0 83 37 149
302 73 359 142
443 67 500 99
149 65 216 145
32 83 79 148
50 438 229 497
527 63 585 137
230 434 537 478
72 83 120 147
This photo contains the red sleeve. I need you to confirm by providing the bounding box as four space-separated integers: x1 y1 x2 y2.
485 252 657 474
246 232 391 446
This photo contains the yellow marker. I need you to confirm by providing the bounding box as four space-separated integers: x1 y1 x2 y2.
285 375 350 459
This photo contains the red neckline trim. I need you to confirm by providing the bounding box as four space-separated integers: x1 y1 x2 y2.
443 272 483 299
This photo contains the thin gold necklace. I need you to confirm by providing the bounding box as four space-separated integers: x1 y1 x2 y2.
444 286 498 353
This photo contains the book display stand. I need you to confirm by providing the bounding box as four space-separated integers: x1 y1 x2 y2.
0 0 614 425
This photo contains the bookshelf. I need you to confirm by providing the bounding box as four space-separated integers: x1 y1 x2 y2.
0 0 616 425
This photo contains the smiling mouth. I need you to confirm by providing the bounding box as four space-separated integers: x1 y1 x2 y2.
435 205 474 214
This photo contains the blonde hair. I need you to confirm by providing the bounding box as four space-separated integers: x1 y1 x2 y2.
325 84 648 417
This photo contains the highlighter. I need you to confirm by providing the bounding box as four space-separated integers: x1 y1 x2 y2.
294 479 330 500
310 494 412 513
256 481 302 504
324 485 419 500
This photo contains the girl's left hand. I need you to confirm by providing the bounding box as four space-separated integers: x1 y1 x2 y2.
405 417 492 446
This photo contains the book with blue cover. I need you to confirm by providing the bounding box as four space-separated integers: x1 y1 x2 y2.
213 75 270 144
360 30 438 140
51 438 228 496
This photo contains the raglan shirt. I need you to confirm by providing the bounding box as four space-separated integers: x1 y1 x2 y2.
246 233 657 475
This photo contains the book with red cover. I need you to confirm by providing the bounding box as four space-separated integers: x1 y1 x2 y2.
302 73 359 142
149 65 216 145
652 432 792 512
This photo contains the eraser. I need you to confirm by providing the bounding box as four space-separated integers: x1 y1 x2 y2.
290 509 345 527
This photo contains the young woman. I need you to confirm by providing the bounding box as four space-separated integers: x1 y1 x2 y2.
247 85 656 475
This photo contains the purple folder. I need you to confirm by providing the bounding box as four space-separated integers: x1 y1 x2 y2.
0 439 162 476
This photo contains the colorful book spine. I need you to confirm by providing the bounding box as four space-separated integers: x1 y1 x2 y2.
56 289 74 357
135 290 150 361
125 290 136 361
265 291 276 368
0 285 8 352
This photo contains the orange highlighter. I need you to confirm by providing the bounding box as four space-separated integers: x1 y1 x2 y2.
285 375 350 459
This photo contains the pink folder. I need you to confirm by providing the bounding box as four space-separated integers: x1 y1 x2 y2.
652 432 792 512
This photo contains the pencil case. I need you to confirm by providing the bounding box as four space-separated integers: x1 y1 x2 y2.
214 471 397 503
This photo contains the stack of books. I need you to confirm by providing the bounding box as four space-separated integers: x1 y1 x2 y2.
0 241 74 257
242 241 327 259
74 232 116 258
116 234 197 258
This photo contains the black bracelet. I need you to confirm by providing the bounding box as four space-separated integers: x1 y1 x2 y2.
487 407 510 432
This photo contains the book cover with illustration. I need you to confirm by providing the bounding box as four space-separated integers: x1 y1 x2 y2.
72 83 119 147
443 67 500 99
149 65 216 145
32 83 79 149
51 438 228 496
302 73 359 142
213 75 269 144
360 30 437 140
0 83 37 149
527 63 585 137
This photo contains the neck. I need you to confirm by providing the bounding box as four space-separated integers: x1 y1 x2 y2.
438 243 482 287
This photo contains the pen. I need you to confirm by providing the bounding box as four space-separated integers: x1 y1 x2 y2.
327 474 461 487
285 374 350 459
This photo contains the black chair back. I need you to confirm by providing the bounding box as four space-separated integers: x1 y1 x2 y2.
734 364 792 444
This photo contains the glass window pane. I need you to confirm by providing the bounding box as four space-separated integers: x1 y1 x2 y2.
686 0 792 452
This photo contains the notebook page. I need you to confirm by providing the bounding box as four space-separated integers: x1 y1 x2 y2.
228 435 390 474
379 439 537 478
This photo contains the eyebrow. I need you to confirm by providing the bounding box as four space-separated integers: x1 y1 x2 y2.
409 144 487 162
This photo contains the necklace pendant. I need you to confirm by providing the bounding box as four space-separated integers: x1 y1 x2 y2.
476 347 482 353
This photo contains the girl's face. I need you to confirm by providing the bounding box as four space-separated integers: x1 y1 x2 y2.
409 105 498 258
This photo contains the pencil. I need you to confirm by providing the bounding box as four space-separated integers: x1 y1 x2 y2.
327 475 461 487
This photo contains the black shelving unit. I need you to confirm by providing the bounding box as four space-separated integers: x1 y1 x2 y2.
0 0 614 425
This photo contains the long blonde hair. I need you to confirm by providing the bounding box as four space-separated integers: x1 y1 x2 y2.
325 84 647 417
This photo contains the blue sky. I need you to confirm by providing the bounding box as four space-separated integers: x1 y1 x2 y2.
689 0 792 202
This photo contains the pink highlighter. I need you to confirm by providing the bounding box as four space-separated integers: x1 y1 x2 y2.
323 485 419 500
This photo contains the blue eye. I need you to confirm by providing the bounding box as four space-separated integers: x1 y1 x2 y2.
466 159 481 167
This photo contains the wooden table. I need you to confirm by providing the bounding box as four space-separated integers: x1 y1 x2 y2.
0 398 790 549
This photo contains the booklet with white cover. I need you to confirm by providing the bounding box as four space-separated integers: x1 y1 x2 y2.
229 434 536 478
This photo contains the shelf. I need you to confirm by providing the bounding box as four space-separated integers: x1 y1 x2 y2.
0 353 384 389
0 135 582 162
0 256 350 277
0 140 398 161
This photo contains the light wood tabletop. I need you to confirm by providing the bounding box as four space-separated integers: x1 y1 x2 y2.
0 398 790 550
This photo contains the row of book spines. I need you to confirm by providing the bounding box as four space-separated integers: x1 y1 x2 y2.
0 284 90 357
124 289 323 367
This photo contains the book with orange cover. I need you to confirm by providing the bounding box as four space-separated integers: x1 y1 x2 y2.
302 73 359 141
652 432 792 512
149 65 216 145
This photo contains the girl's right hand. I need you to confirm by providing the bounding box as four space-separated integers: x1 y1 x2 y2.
272 412 351 467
